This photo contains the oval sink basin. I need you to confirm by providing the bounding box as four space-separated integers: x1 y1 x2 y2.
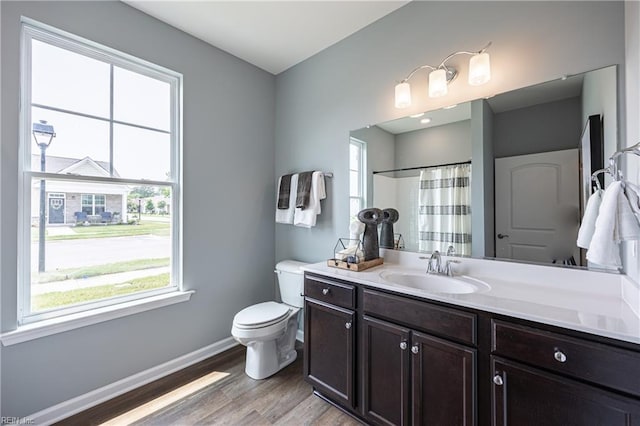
379 271 490 294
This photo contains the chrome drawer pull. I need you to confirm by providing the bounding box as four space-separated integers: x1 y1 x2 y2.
400 341 408 350
411 345 419 354
322 288 330 295
554 349 567 363
493 374 504 386
345 321 352 329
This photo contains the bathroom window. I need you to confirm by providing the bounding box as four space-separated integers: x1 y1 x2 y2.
18 21 182 324
349 138 367 221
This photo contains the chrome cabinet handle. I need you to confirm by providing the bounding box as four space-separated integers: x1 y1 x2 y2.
554 349 567 363
411 345 419 354
345 322 352 329
322 288 330 295
400 341 408 350
493 374 504 386
497 233 510 239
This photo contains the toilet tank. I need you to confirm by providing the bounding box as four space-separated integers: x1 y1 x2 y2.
275 260 308 308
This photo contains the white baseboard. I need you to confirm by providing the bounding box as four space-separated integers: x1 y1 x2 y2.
29 336 239 425
296 329 304 343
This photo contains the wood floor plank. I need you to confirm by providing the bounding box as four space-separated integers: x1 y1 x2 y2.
58 344 363 426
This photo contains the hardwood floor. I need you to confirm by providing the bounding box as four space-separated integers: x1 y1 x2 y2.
58 345 362 425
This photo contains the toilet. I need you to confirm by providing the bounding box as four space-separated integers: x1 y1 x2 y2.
231 260 308 380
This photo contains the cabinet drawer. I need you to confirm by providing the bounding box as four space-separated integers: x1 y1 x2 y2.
492 320 640 398
363 289 476 345
305 276 355 309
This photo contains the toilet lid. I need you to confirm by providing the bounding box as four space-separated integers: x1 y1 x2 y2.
234 302 291 328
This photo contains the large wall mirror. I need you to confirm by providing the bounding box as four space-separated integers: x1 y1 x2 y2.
350 65 618 270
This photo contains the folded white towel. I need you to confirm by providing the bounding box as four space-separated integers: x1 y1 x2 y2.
576 189 602 249
294 171 326 228
276 173 298 224
587 181 640 268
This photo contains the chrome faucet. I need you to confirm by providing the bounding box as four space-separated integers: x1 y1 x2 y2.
423 250 461 276
446 245 456 256
427 251 441 274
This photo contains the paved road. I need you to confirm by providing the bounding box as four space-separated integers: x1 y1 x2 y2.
32 235 171 271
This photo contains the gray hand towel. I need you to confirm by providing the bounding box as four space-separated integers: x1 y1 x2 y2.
296 171 314 209
277 174 293 209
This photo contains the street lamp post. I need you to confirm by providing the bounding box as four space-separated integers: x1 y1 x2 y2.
33 120 56 273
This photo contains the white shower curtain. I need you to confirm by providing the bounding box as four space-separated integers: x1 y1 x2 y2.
418 164 472 255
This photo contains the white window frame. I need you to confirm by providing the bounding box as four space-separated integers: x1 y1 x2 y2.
349 137 367 218
18 19 183 325
81 194 106 216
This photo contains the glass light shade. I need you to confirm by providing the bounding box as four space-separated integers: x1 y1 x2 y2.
428 69 448 98
395 82 411 108
468 52 491 86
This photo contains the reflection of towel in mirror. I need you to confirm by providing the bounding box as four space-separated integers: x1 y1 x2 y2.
277 174 293 209
276 174 298 224
294 171 326 228
577 189 602 249
296 171 314 209
587 181 640 267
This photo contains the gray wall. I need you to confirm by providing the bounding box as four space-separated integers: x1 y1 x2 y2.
493 97 582 158
624 0 640 282
1 1 275 417
351 126 395 207
471 100 495 257
275 1 625 265
582 66 619 176
394 121 472 169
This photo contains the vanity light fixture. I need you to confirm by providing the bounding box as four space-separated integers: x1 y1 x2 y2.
394 42 492 108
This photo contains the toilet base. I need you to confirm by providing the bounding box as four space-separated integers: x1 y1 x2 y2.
242 315 299 380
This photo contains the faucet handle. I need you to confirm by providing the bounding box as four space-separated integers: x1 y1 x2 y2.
442 259 461 276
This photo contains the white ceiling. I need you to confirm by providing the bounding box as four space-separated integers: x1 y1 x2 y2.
124 1 409 75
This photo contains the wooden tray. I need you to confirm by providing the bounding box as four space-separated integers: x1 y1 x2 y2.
327 257 383 272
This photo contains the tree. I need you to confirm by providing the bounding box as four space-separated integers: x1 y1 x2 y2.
145 199 155 214
130 186 157 198
157 200 166 210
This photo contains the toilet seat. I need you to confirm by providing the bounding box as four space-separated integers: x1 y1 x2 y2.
233 302 291 330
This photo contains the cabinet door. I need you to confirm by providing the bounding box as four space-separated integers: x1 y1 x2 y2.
412 331 476 426
303 298 356 408
492 357 640 426
363 316 411 426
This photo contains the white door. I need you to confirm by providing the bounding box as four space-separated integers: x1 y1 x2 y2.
495 149 580 265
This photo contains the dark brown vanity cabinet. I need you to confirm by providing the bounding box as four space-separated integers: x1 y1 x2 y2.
490 320 640 425
303 276 356 409
362 290 476 426
303 273 640 426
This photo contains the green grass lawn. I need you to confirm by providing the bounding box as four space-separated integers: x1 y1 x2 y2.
36 257 170 283
36 221 170 241
32 273 170 311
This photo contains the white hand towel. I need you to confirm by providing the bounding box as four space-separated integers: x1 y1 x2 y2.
576 189 602 249
294 171 326 228
614 183 640 241
276 173 298 224
586 181 640 268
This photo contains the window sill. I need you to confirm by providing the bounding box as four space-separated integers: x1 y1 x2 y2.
1 290 194 346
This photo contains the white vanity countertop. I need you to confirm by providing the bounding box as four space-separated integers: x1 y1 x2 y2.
302 251 640 346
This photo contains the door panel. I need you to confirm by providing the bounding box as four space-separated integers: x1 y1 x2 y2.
363 316 411 426
492 357 640 426
303 298 355 408
412 332 476 425
48 196 65 224
495 149 580 265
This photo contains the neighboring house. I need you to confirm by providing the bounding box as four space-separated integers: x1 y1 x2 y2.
31 155 129 225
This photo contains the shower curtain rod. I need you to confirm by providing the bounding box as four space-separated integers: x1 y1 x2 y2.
372 160 471 175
